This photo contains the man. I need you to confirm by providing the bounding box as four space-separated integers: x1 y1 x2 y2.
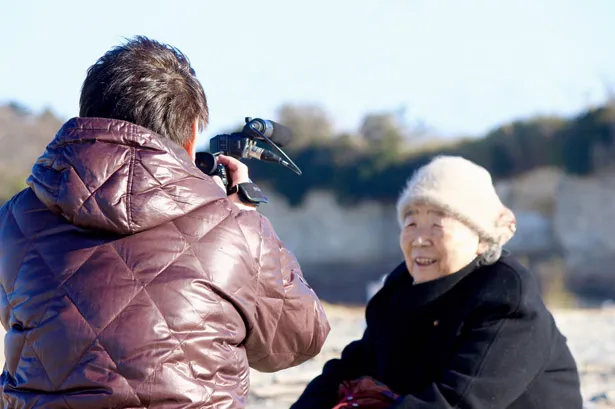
0 36 330 408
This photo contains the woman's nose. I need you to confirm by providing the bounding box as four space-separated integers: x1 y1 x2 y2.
412 234 432 247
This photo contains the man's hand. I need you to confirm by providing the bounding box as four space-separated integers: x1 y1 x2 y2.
215 154 257 211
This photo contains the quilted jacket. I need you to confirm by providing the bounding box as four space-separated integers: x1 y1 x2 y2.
0 117 330 408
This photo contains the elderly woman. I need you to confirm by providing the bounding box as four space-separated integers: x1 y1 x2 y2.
290 156 583 409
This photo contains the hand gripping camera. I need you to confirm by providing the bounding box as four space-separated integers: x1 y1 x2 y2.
195 117 301 205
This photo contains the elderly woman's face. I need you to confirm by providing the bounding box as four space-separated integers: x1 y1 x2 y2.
400 203 483 284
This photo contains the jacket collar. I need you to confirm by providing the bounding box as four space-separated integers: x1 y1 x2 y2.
387 257 480 309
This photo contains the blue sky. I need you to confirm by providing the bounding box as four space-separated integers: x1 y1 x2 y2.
1 0 614 148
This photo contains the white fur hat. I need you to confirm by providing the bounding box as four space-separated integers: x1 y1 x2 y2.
396 155 516 245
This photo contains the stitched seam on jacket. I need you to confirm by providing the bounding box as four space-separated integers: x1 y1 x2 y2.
108 231 191 292
6 203 63 331
4 198 99 391
228 212 263 336
136 286 200 378
61 394 76 409
189 242 259 338
244 213 272 357
19 234 98 333
21 334 57 391
51 135 161 150
453 265 524 408
54 286 123 389
57 276 200 407
137 161 195 218
54 242 190 391
67 163 127 216
56 124 187 155
7 200 57 293
285 247 317 359
106 244 215 407
56 249 99 288
233 211 261 279
180 200 234 231
126 146 135 232
137 158 205 203
122 294 218 407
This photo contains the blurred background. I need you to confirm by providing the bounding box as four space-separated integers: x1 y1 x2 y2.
2 0 615 407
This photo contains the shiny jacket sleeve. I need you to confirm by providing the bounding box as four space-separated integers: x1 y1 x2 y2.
235 211 330 373
392 264 558 409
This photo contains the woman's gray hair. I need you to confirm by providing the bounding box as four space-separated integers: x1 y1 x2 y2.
477 239 503 266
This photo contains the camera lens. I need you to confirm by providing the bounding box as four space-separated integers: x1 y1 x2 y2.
195 152 218 176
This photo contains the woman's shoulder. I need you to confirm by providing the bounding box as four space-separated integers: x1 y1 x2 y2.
470 253 542 312
381 261 410 287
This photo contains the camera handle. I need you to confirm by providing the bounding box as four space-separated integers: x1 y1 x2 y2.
194 151 268 205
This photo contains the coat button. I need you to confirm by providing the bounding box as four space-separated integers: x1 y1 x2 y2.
352 404 359 407
347 396 353 400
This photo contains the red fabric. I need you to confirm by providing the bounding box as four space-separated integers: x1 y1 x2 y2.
332 376 400 409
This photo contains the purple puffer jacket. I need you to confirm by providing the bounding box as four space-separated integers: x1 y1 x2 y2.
0 117 330 408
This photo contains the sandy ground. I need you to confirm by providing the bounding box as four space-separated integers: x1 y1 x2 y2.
0 304 613 408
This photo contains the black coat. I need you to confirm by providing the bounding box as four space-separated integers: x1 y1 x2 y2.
291 253 583 409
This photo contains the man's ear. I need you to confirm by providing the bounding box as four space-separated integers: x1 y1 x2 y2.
183 119 199 160
191 118 199 139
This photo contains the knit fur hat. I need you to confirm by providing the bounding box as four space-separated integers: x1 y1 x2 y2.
396 155 517 245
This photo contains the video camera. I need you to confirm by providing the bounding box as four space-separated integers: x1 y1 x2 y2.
195 117 302 201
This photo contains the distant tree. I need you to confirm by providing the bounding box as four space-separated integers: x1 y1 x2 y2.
0 166 27 202
5 100 615 208
560 105 615 175
358 112 406 169
490 143 516 177
359 113 402 144
8 101 32 116
276 103 335 149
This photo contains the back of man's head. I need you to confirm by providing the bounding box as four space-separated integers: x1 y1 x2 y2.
79 35 208 147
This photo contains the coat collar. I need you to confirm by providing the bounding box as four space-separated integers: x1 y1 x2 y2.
386 257 480 310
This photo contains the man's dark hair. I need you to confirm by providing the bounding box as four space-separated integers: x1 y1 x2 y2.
79 35 208 146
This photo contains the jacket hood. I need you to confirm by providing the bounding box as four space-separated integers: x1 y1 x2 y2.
27 117 225 235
